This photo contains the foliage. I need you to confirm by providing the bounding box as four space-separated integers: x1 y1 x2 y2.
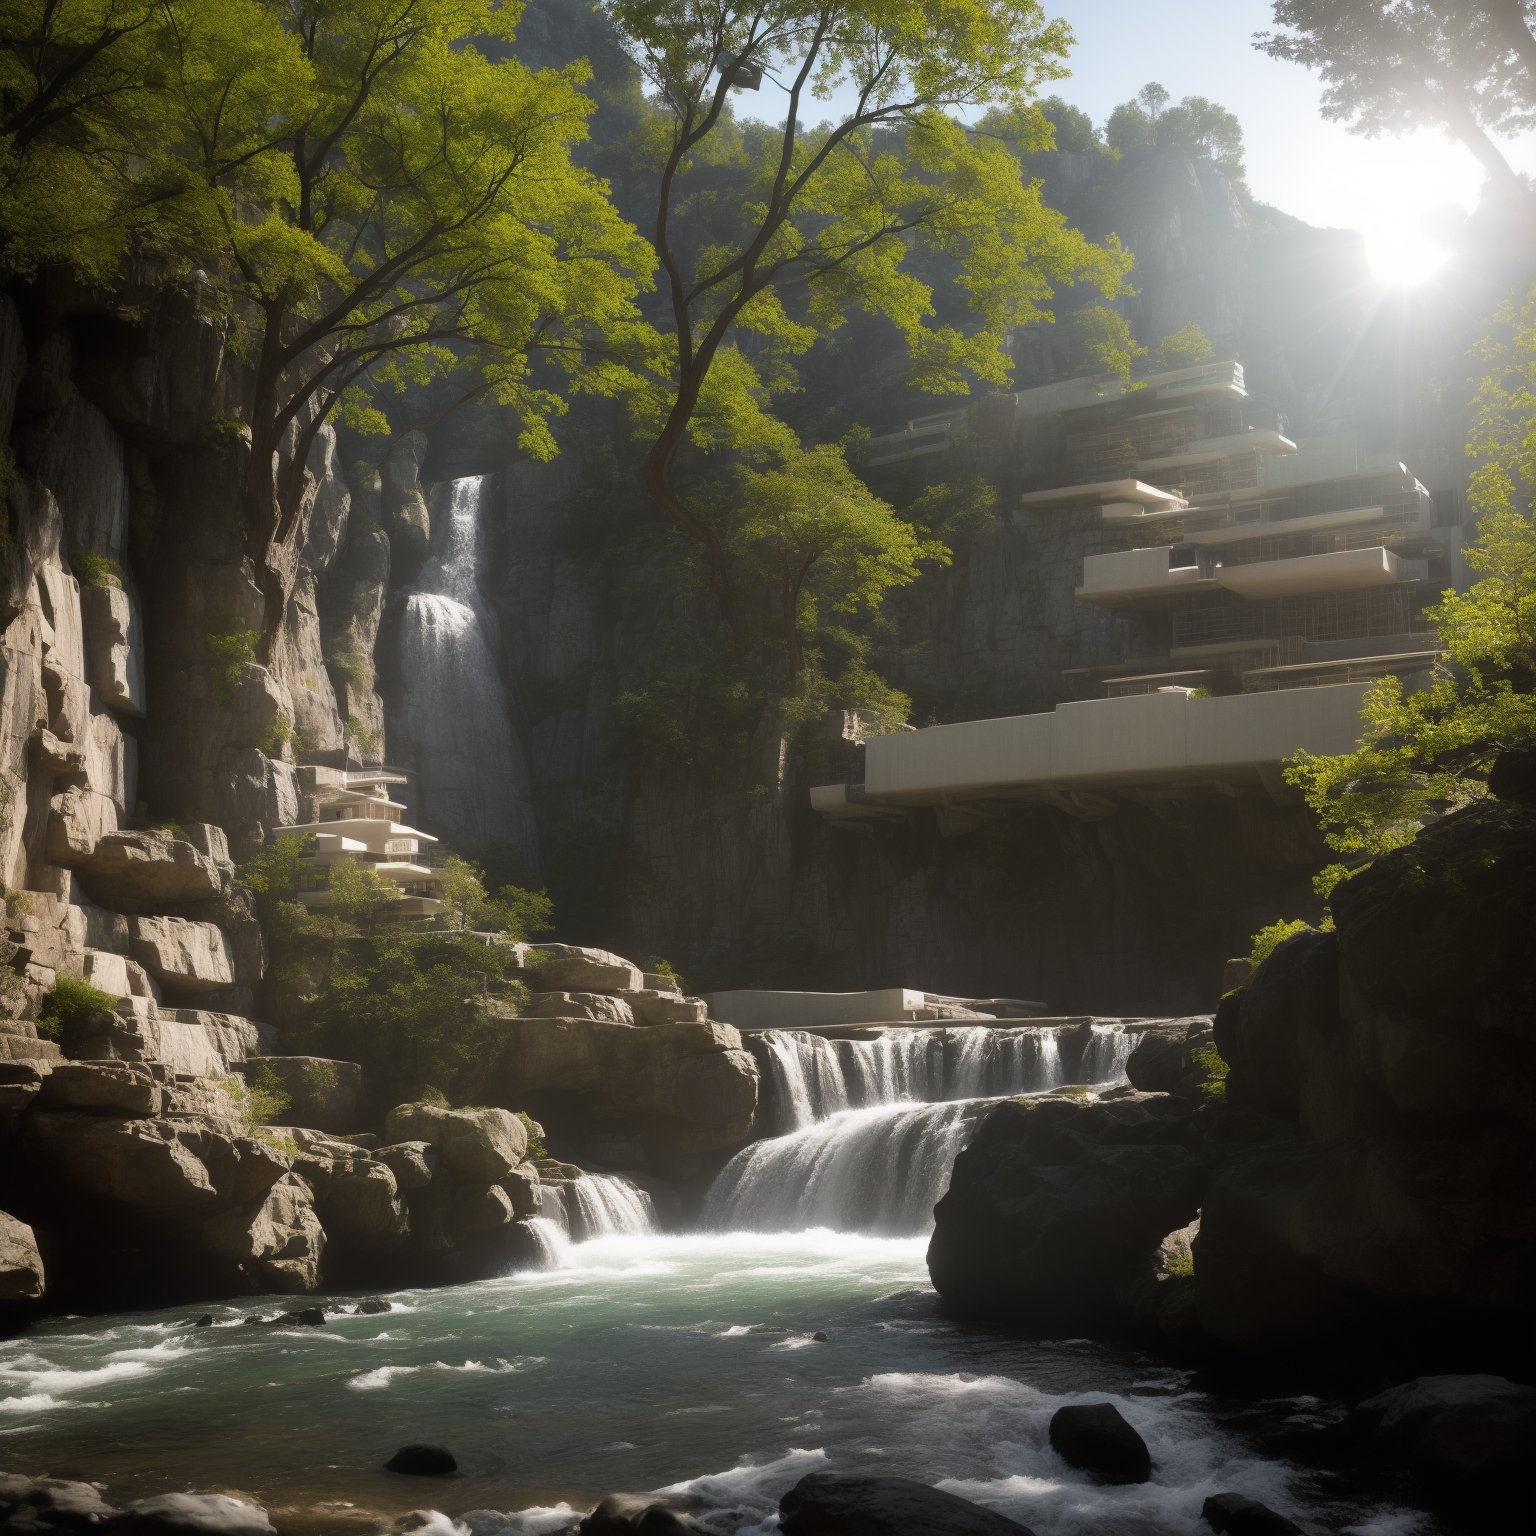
239 835 313 901
438 854 554 938
1248 917 1316 969
902 474 999 540
229 1060 292 1130
643 955 686 993
208 622 260 703
516 1110 548 1159
606 0 1134 668
729 443 948 679
1285 286 1536 867
1257 1 1536 189
1070 305 1147 378
1154 322 1216 369
292 932 521 1104
35 973 118 1040
1106 82 1247 177
1 1 652 647
71 551 123 588
298 1058 337 1101
325 857 398 934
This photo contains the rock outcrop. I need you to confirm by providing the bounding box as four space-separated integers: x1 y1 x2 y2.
778 1472 1036 1536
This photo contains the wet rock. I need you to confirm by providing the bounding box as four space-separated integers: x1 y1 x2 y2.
383 1102 527 1183
114 1491 276 1533
354 1296 392 1314
928 1092 1203 1332
269 1306 326 1327
0 1211 45 1304
778 1471 1036 1535
188 1313 214 1327
1125 1019 1216 1100
580 1493 701 1534
0 1472 119 1529
810 1331 828 1342
1201 1492 1302 1535
1047 1402 1151 1484
1346 1373 1536 1482
384 1444 457 1476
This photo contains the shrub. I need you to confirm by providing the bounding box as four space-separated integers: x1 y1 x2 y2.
299 1059 338 1100
229 1061 291 1131
1190 1042 1229 1100
209 623 260 703
71 551 122 588
516 1111 548 1159
1247 917 1316 970
644 956 686 994
36 974 117 1040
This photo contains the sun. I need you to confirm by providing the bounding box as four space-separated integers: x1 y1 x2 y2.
1362 228 1453 288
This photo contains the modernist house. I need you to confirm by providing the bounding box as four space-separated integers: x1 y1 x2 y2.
816 360 1467 821
276 766 446 917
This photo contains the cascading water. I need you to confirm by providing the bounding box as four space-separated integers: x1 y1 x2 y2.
708 1025 1076 1236
394 474 540 871
525 1174 658 1265
1079 1021 1136 1083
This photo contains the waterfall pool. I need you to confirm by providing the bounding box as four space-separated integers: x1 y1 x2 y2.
0 1230 1427 1536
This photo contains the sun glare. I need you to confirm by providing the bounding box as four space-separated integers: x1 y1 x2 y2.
1362 229 1452 288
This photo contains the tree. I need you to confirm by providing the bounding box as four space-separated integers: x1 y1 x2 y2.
438 852 553 936
439 854 488 931
604 0 1133 656
1286 285 1536 877
1155 322 1216 369
731 443 946 681
1105 82 1246 177
0 2 652 652
1256 1 1536 191
325 856 397 935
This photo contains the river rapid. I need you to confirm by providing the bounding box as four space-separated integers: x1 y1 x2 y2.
0 1027 1433 1534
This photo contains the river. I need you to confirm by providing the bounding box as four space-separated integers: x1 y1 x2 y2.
0 1026 1430 1534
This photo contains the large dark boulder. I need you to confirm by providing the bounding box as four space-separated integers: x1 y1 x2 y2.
1201 1492 1302 1535
580 1493 701 1534
928 1092 1203 1332
1126 1020 1217 1099
1345 1374 1536 1483
778 1472 1036 1536
384 1444 457 1476
1047 1402 1151 1484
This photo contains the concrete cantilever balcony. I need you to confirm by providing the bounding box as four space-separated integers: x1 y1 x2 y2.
812 683 1374 816
1211 546 1428 598
1077 544 1213 606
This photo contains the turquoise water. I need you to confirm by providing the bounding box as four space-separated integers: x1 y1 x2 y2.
0 1230 1428 1535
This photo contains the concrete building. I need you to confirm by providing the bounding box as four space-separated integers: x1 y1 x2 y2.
277 767 446 917
819 361 1467 821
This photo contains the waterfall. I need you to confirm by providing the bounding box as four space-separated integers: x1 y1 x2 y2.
702 1101 985 1236
751 1026 1065 1135
395 475 540 872
1079 1022 1136 1084
527 1174 658 1265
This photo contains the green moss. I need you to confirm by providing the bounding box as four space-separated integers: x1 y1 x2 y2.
1190 1042 1229 1100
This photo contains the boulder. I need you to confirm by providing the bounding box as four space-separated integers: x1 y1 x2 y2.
195 1173 325 1293
298 1153 408 1244
383 1102 526 1183
46 782 118 865
501 1163 541 1220
375 1140 436 1190
83 828 222 905
23 1112 288 1214
0 1061 48 1113
627 990 708 1027
0 1210 45 1303
113 1492 276 1534
1047 1403 1151 1484
0 1473 119 1529
525 944 643 993
244 1055 362 1133
1346 1374 1536 1482
37 1060 162 1116
1201 1492 1302 1535
523 991 635 1024
446 1182 515 1243
778 1472 1036 1536
80 946 159 1001
130 915 235 994
1125 1019 1217 1100
928 1093 1204 1331
384 1444 457 1477
581 1493 701 1534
